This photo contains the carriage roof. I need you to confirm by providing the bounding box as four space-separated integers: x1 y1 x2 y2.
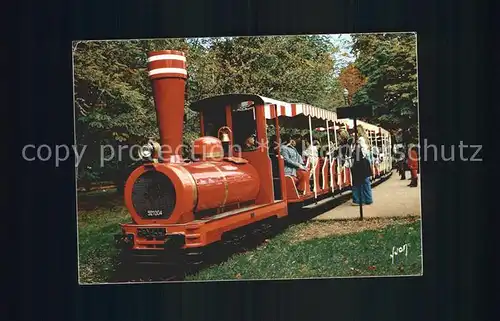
190 93 337 127
190 94 390 135
336 119 390 136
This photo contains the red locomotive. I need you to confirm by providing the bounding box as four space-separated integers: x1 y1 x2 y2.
115 50 393 256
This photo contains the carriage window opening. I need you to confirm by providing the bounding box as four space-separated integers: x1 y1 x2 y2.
266 122 279 155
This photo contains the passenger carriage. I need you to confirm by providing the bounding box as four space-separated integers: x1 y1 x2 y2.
193 94 363 207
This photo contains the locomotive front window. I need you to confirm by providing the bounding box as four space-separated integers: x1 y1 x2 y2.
202 108 226 137
232 108 258 151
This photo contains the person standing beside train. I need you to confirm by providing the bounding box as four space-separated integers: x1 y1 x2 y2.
407 145 419 187
396 146 407 180
350 125 374 205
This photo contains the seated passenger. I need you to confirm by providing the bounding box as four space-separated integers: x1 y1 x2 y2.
303 139 320 168
326 140 337 158
336 130 351 167
280 134 309 193
342 136 355 168
267 135 280 155
292 134 304 155
371 145 380 168
242 134 257 151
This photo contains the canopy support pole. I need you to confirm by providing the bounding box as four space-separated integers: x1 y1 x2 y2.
333 122 341 190
349 125 353 187
388 133 392 172
273 104 286 200
386 133 389 173
308 115 317 198
326 119 333 191
369 130 375 179
383 132 387 173
384 132 388 173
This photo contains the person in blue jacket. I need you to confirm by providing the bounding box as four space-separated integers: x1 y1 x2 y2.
280 134 308 193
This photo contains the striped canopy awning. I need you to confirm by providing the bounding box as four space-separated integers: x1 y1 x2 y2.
357 120 381 132
337 119 382 133
239 98 337 122
337 119 354 129
190 93 337 129
191 94 337 122
314 125 342 131
265 103 337 121
189 94 391 138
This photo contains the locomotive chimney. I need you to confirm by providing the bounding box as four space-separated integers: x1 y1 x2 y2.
147 50 187 163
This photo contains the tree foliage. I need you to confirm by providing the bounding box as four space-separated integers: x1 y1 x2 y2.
73 34 419 186
73 36 343 185
187 35 340 107
338 64 367 104
349 33 418 139
73 39 192 186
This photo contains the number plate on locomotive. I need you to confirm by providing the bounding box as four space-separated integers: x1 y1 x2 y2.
137 227 167 239
147 210 163 217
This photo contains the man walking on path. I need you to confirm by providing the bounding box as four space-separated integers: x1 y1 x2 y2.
407 145 419 187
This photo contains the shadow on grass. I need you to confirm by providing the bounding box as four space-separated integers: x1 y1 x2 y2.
77 189 122 211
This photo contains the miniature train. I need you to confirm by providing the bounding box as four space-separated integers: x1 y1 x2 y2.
114 50 393 255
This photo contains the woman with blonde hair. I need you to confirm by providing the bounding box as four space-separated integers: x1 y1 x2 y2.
356 125 372 161
336 129 350 167
338 129 350 143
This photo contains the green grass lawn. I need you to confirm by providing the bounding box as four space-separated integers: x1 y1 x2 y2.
77 190 131 284
186 219 422 281
77 190 422 283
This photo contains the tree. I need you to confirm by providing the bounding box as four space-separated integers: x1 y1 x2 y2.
193 35 339 108
338 64 367 104
73 38 193 186
72 35 343 186
349 33 418 139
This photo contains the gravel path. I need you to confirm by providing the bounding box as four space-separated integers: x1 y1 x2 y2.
313 170 421 220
